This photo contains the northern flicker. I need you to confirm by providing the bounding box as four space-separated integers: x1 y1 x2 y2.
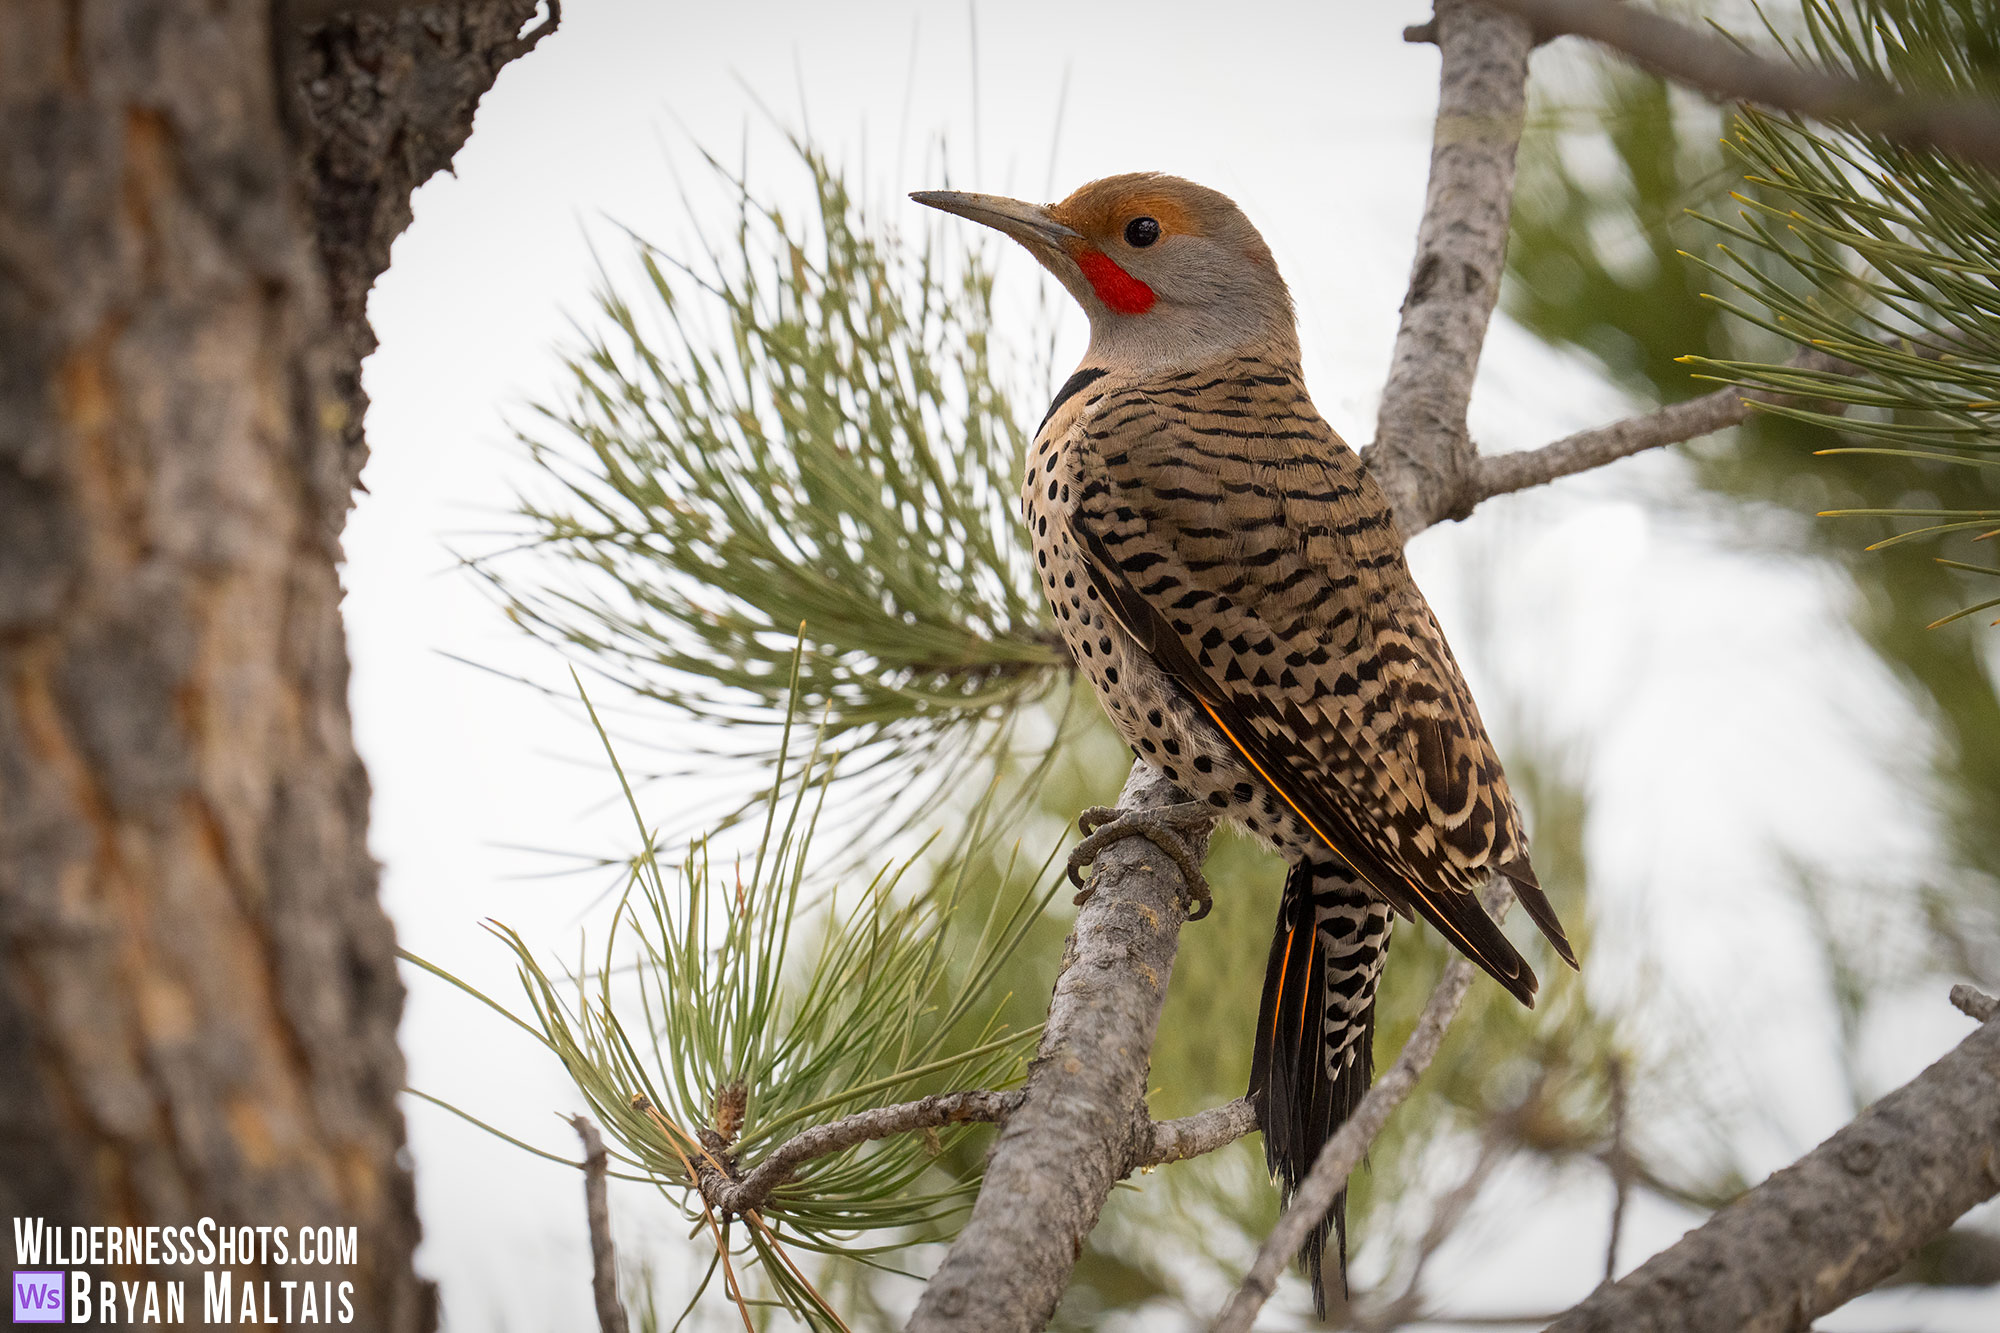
913 175 1577 1309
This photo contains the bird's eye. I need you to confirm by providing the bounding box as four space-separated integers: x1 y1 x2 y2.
1123 216 1161 248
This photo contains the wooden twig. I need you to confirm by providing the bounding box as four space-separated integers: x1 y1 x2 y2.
705 1089 1023 1216
905 763 1214 1333
1950 984 1998 1023
1543 987 2000 1333
1140 1095 1260 1168
1211 883 1513 1333
1458 350 1837 517
1363 0 1536 535
571 1116 632 1333
682 1084 1255 1221
1482 0 2000 175
1602 1056 1630 1285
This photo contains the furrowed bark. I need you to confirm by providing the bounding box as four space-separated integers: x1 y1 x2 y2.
905 763 1213 1333
1364 0 1535 535
290 0 556 489
0 2 547 1326
1544 994 2000 1333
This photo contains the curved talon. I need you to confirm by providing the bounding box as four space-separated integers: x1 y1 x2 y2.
1064 806 1213 921
1068 807 1126 893
1077 805 1120 837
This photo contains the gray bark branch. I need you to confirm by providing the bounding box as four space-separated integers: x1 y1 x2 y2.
1462 349 1845 518
1142 1095 1260 1168
905 763 1213 1333
1363 0 1535 535
1544 991 2000 1333
1483 0 2000 175
706 1089 1023 1217
571 1116 631 1333
695 1086 1252 1222
1952 984 1999 1023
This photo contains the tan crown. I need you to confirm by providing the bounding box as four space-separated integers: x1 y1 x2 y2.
914 173 1299 375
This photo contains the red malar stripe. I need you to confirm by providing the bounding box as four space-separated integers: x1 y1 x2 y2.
1076 250 1156 315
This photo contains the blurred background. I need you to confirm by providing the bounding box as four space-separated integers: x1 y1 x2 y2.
342 1 2000 1327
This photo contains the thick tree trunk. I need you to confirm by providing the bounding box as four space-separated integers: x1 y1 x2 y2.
0 2 544 1326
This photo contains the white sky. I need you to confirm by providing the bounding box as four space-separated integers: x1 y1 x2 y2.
345 1 2000 1327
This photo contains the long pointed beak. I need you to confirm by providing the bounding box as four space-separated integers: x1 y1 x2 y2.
909 190 1080 252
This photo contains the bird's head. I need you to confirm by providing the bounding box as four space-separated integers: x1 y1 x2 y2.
912 173 1297 374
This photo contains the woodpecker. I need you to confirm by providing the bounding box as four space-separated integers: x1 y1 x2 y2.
913 174 1576 1309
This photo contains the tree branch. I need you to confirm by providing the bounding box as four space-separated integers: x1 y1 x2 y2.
905 763 1213 1333
705 1089 1023 1217
1210 885 1511 1333
1140 1096 1260 1169
1482 0 2000 176
1951 983 1998 1023
570 1116 631 1333
1543 988 2000 1333
1464 348 1844 513
1601 1056 1631 1285
288 0 558 500
685 1082 1254 1228
1364 0 1536 535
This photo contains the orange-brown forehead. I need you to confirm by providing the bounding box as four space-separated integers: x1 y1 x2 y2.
1048 186 1201 242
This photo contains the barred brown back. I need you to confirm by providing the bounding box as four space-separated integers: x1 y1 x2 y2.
1027 354 1570 998
920 171 1578 1315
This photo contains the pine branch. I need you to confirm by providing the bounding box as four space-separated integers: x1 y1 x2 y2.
1364 0 1536 534
703 1089 1024 1216
497 146 1064 848
693 1085 1257 1222
905 763 1215 1333
1464 348 1845 514
1483 0 2000 174
1544 988 2000 1333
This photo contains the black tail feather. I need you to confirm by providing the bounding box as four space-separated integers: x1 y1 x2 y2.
1501 855 1578 970
1249 858 1386 1317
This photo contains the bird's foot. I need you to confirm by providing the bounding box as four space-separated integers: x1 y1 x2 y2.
1067 802 1213 921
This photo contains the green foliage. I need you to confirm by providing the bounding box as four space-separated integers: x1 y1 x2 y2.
411 679 1054 1330
1682 0 2000 625
485 142 1066 839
